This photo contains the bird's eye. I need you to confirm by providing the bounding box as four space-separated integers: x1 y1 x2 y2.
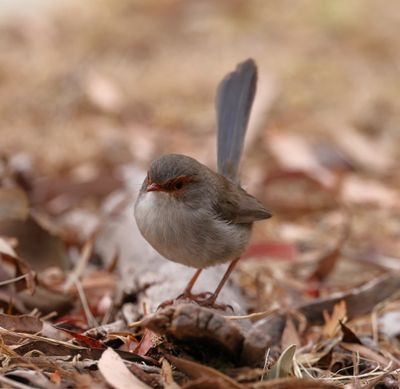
173 179 184 190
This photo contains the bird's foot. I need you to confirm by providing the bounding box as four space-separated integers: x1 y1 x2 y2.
177 291 233 311
157 291 233 311
177 290 213 301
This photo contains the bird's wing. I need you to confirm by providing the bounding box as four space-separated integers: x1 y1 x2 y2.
216 59 257 182
214 179 272 224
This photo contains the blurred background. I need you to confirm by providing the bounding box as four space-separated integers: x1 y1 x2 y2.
1 0 399 169
1 0 400 300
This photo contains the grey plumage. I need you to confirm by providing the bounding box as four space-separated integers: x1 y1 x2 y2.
216 59 257 182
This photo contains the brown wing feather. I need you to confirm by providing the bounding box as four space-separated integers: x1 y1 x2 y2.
214 176 272 224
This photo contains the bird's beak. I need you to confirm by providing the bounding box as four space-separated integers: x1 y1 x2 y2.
146 182 162 192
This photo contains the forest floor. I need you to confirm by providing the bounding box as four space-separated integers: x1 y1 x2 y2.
0 1 400 388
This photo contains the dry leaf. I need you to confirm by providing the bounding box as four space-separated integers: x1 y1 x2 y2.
0 215 69 271
134 328 158 356
98 348 151 389
322 300 347 338
18 286 73 315
268 133 336 186
281 318 301 350
300 274 400 324
340 321 362 344
0 236 17 257
264 344 296 380
0 313 42 333
330 125 393 173
0 187 29 222
341 175 399 207
308 221 350 283
263 171 337 214
84 72 123 114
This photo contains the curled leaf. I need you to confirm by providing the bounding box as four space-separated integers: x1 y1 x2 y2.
264 344 296 380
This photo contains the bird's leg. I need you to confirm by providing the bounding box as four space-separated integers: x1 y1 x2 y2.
180 268 203 297
159 260 239 310
207 257 240 305
158 269 209 309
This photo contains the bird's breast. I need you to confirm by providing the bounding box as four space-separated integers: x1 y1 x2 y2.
134 191 251 268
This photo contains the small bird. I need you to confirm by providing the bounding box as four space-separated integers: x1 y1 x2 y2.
134 59 271 307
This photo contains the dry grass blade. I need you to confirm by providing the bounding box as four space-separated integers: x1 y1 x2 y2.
74 279 98 328
0 273 28 287
253 377 339 388
224 308 278 321
63 235 95 291
340 343 391 368
0 326 85 349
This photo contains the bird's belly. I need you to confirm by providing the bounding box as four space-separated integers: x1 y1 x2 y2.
135 192 251 268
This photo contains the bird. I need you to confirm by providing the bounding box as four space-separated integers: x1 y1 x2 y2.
134 59 271 308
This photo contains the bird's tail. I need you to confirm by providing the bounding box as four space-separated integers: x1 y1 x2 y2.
216 59 257 182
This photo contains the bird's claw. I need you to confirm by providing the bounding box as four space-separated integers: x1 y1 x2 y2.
157 291 233 311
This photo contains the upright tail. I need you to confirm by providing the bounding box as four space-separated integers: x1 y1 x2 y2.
216 59 257 182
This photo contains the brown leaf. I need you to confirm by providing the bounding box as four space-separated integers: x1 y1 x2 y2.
0 236 17 257
322 300 347 338
330 125 393 173
0 215 69 271
18 286 73 315
98 348 151 389
14 340 155 365
0 187 29 222
267 133 336 187
299 274 400 324
263 171 338 215
167 355 244 389
308 220 350 283
0 248 36 293
341 175 399 207
281 318 301 349
134 327 158 356
339 321 362 344
0 313 42 333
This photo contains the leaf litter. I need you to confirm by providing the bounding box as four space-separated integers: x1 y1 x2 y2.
0 1 400 388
